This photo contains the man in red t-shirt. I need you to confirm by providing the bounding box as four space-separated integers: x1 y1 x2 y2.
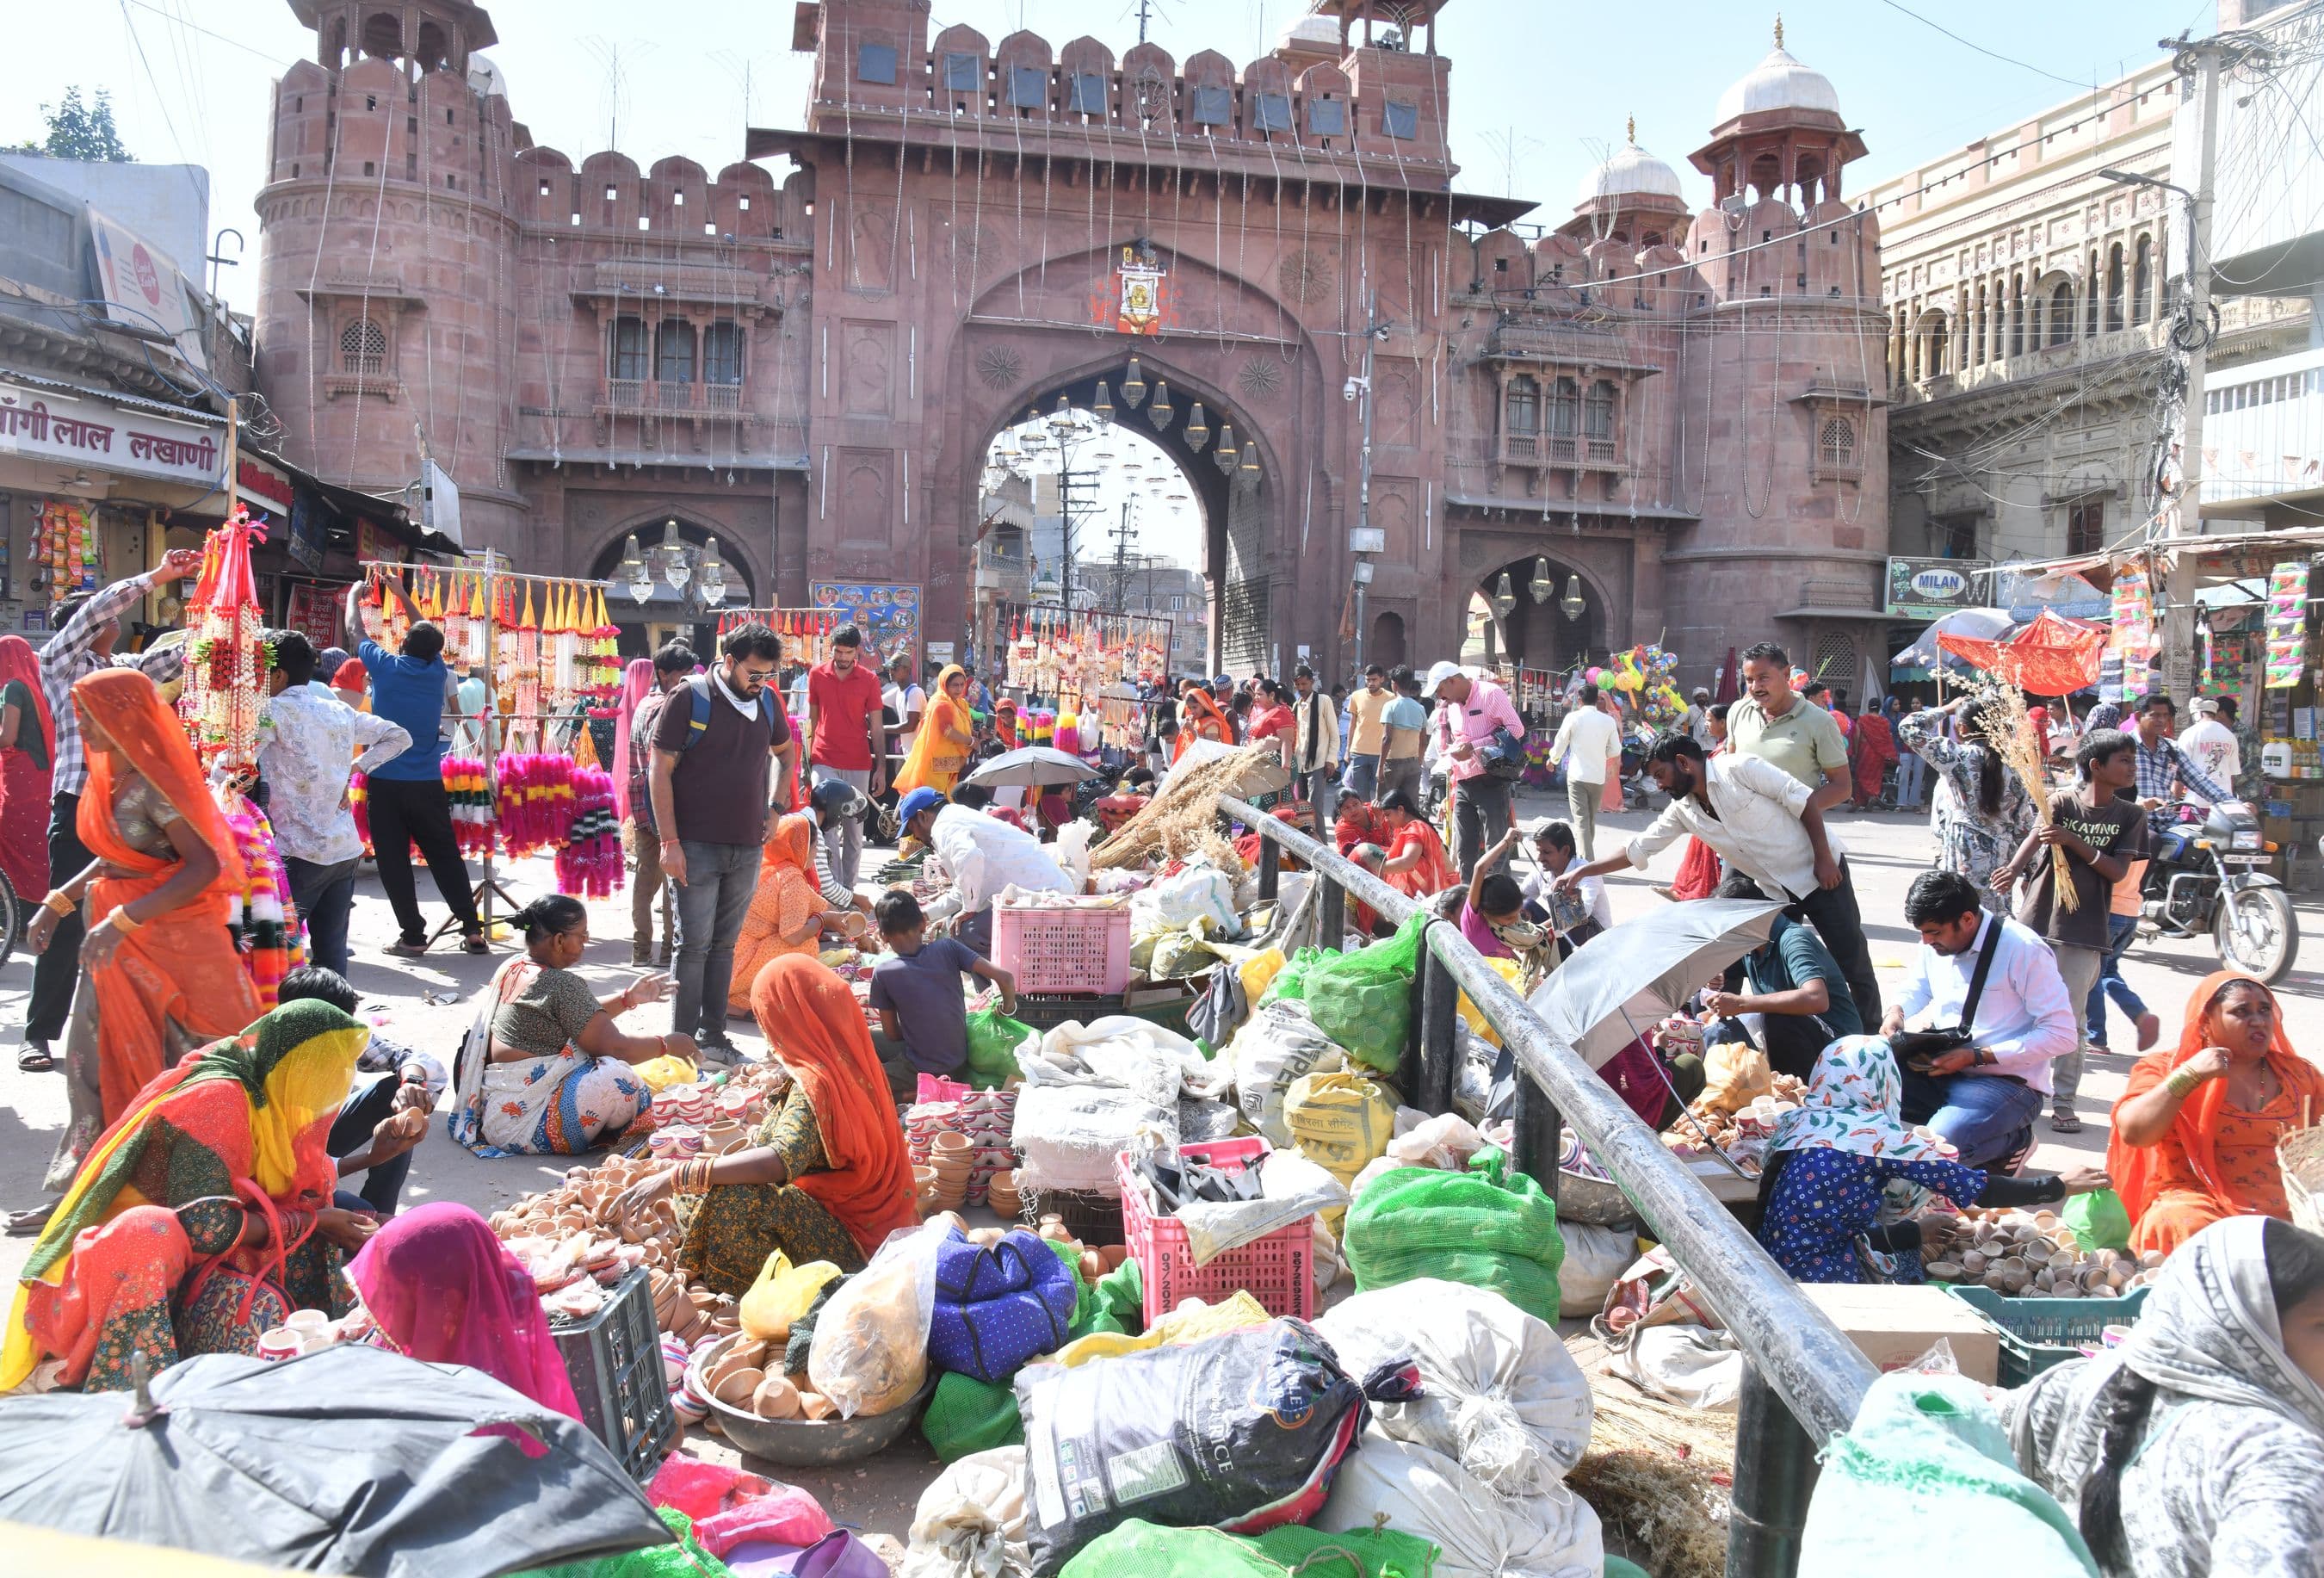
805 622 887 888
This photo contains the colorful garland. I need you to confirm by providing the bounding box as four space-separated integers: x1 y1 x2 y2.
496 751 578 856
443 755 494 856
219 786 306 1009
555 765 623 899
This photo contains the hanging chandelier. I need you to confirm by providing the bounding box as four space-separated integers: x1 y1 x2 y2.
1122 356 1147 408
1561 573 1586 622
1491 572 1517 621
1530 556 1555 603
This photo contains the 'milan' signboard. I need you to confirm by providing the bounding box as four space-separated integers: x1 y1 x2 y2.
1885 556 1990 620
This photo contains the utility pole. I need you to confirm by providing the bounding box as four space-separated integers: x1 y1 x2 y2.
2162 32 2226 699
1350 290 1387 675
1109 498 1135 616
1134 0 1155 44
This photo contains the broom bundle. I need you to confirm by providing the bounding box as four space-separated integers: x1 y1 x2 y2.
1092 744 1283 870
1973 687 2077 911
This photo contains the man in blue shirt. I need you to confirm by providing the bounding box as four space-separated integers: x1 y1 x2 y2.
1374 666 1431 808
345 580 485 956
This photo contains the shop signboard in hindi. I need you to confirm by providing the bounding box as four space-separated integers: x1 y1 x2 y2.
1885 556 1987 618
0 381 225 492
810 581 920 669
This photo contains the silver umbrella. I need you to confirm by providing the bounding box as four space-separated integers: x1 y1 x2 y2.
961 746 1108 789
1525 897 1787 1069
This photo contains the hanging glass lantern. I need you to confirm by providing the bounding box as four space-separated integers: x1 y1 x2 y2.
660 518 689 592
1530 555 1555 603
1122 356 1147 407
621 533 651 603
1239 442 1259 476
1491 572 1517 621
1184 401 1210 450
1048 393 1075 430
1149 380 1173 426
1214 422 1238 473
1560 572 1586 622
1092 380 1116 424
699 536 727 604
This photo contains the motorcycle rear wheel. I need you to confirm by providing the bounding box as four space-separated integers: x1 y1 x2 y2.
2214 885 2298 984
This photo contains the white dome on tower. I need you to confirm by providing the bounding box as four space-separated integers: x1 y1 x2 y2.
1714 30 1840 122
1281 15 1341 47
1577 136 1684 207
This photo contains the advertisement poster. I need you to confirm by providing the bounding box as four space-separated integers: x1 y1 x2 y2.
809 581 921 669
1884 557 1987 618
284 583 343 649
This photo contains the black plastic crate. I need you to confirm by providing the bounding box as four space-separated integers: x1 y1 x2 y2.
1017 1185 1126 1244
550 1265 675 1481
1011 991 1127 1031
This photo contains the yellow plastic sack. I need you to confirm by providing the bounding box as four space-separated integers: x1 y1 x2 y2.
739 1251 844 1343
631 1054 699 1092
1048 1290 1270 1369
1455 956 1528 1049
1239 946 1287 1006
1697 1040 1772 1117
1285 1070 1397 1230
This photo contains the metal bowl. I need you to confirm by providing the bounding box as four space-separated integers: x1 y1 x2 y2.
1556 1166 1641 1228
687 1332 933 1465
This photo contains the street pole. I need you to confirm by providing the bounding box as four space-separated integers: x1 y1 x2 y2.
2161 34 2225 700
1353 289 1381 678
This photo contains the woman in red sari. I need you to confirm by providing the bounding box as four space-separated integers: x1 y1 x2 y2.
1375 789 1456 901
0 638 55 1048
1850 700 1899 809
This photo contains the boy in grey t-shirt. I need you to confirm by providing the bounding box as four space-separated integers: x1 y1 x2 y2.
868 890 1017 1098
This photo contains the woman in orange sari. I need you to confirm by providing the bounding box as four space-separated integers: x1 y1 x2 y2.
1375 789 1457 901
894 665 974 795
727 813 861 1012
615 955 918 1294
1171 679 1233 764
26 669 261 1198
2109 971 2324 1256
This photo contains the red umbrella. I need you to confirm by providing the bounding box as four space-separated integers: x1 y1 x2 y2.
1936 609 2107 696
1715 647 1740 704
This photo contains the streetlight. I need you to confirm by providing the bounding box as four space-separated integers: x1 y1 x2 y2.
1560 573 1585 622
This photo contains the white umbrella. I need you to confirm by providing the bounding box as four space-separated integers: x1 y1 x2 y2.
961 745 1105 789
1525 898 1787 1070
1891 607 2014 673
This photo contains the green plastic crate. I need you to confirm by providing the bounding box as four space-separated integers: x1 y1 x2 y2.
1943 1283 2150 1387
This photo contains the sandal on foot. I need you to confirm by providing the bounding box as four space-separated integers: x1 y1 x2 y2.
2049 1111 2084 1135
460 934 491 955
6 1202 59 1236
16 1043 54 1074
384 938 431 958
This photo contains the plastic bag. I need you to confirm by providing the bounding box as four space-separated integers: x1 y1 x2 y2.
808 1222 947 1418
1283 1072 1396 1231
1384 1111 1486 1173
1314 1429 1604 1578
2062 1188 2132 1253
922 1371 1026 1464
1314 1277 1595 1489
1798 1371 2098 1577
1023 1016 1224 1105
629 1055 699 1092
1229 999 1346 1145
1238 946 1287 1006
1258 945 1328 1003
739 1251 844 1343
1343 1148 1566 1323
1555 1222 1635 1319
903 1445 1035 1578
1014 1318 1415 1575
1130 864 1239 938
1453 956 1527 1049
965 1006 1036 1089
1057 1520 1442 1578
1011 1081 1176 1194
1184 962 1249 1054
926 1228 1079 1383
1300 913 1427 1074
1050 824 1095 889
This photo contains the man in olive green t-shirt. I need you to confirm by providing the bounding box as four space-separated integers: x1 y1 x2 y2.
1726 643 1851 808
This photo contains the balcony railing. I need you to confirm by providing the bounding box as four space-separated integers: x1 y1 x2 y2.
597 378 750 418
1500 431 1622 469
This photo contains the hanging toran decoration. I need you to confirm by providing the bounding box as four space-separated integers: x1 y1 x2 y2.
587 586 621 713
451 572 489 671
179 507 274 778
547 581 581 714
513 580 542 725
491 577 522 716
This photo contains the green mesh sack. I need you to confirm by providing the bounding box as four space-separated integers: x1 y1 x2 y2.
965 1006 1035 1088
922 1369 1025 1461
1260 946 1330 1004
514 1508 732 1578
1343 1147 1565 1322
1301 913 1426 1074
1058 1519 1438 1577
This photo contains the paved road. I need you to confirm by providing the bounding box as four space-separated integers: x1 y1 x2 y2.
0 791 2314 1535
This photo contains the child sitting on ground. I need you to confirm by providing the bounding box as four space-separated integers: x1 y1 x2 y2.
868 890 1017 1095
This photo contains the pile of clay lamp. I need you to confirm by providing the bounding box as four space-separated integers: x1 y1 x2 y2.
1669 1074 1810 1163
1921 1207 2166 1298
491 1156 664 1324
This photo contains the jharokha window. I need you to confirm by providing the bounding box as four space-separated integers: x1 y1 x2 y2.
340 318 386 374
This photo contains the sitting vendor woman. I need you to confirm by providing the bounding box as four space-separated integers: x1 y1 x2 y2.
449 895 695 1156
1757 1036 2106 1284
613 955 918 1296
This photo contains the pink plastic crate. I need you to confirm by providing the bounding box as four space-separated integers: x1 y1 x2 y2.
992 900 1132 995
1118 1137 1315 1326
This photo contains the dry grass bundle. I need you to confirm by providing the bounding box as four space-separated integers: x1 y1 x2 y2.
1974 686 2076 911
1092 744 1283 869
1570 1385 1736 1578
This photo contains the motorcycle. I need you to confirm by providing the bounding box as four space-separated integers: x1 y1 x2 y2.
2141 799 2299 983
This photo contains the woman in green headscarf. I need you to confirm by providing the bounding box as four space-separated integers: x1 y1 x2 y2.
2 999 379 1392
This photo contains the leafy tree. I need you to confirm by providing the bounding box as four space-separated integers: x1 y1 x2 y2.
16 87 132 162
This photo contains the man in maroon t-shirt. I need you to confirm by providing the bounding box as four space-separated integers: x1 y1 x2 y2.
805 622 887 888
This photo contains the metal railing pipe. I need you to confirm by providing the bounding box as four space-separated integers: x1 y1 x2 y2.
1221 795 1876 1445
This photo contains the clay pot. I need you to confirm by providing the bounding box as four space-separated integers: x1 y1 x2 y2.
912 1166 938 1189
712 1365 763 1406
751 1375 802 1419
1079 1251 1105 1283
798 1391 838 1420
931 1131 972 1158
1098 1245 1130 1272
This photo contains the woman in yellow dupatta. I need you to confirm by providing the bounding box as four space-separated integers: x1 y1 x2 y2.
26 668 261 1199
894 665 973 795
728 813 862 1011
2 999 375 1392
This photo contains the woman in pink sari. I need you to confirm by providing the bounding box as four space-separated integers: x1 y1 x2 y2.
348 1201 580 1415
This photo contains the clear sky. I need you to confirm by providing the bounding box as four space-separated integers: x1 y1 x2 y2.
18 0 2222 316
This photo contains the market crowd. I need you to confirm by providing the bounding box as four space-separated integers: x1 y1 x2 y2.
1 574 2318 1578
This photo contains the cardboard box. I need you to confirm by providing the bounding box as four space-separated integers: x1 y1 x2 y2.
1803 1282 2000 1383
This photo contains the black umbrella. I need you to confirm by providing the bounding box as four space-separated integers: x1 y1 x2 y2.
0 1345 670 1577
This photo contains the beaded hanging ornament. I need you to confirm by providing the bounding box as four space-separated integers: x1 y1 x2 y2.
179 509 275 778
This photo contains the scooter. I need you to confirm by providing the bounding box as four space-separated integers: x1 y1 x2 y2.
2141 799 2299 983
